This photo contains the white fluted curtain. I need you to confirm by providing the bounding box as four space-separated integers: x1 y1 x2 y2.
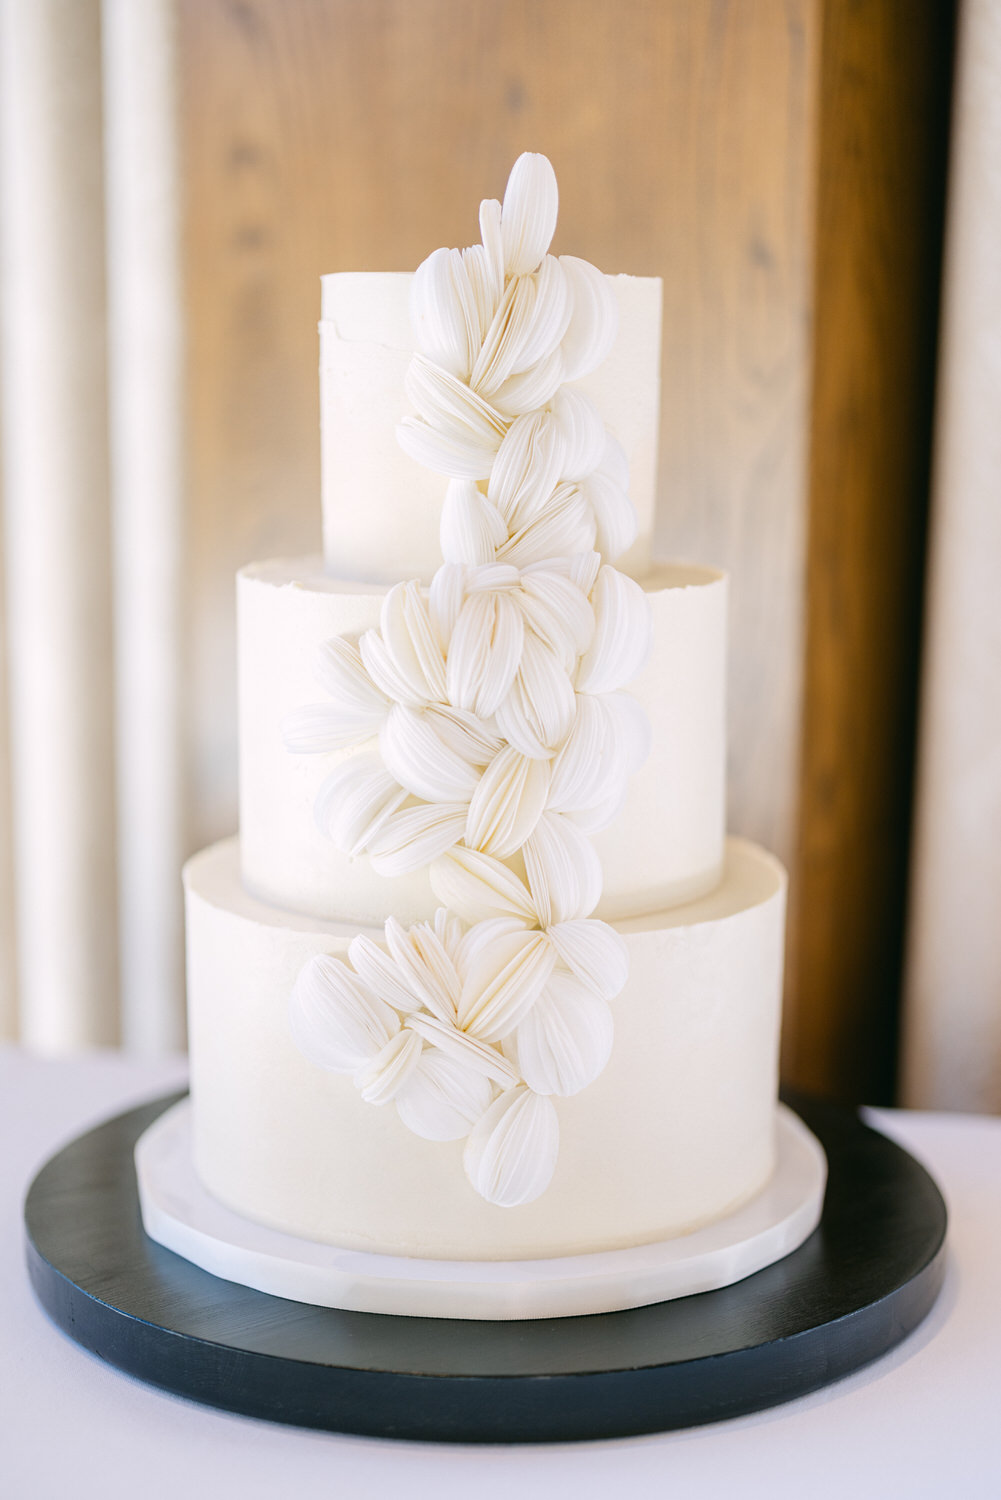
0 0 185 1053
901 0 1001 1113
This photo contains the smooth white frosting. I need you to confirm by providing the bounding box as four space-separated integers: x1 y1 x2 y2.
185 835 786 1259
239 558 725 925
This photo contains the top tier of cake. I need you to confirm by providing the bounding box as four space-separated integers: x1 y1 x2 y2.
320 272 662 585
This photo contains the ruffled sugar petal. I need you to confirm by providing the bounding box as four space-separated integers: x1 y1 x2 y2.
501 152 559 276
281 701 374 755
470 257 570 402
313 636 389 720
411 246 481 379
462 243 501 342
384 914 462 1023
559 254 619 382
398 355 507 480
395 1050 494 1142
348 932 425 1014
514 973 614 1097
546 918 629 1001
547 693 611 813
489 347 566 419
496 482 597 569
487 408 566 532
581 436 637 562
440 479 507 566
428 561 466 648
356 1028 423 1106
550 387 607 481
477 197 505 305
406 1011 519 1088
314 756 408 854
465 745 550 859
434 906 468 964
458 927 556 1042
289 955 399 1073
358 627 425 708
446 590 524 717
576 566 653 695
421 703 503 767
380 581 447 703
365 801 467 877
430 846 538 924
522 811 603 925
517 567 595 663
463 1086 560 1206
380 703 481 803
494 631 577 758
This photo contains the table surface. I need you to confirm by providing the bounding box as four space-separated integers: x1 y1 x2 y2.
3 1046 1000 1500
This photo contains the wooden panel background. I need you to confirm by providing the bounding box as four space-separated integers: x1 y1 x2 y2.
177 0 953 1099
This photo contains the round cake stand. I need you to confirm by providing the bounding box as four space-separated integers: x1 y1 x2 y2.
23 1092 946 1444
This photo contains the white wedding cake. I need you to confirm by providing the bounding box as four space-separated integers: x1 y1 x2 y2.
174 156 793 1289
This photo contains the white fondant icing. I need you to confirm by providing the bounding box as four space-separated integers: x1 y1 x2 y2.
238 559 726 927
184 835 786 1259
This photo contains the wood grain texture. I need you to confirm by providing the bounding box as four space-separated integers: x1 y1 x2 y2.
177 0 818 895
788 0 955 1102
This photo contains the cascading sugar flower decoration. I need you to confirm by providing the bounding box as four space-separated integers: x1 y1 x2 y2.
283 154 652 1207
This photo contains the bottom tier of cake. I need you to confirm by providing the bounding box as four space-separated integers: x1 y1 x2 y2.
184 836 786 1262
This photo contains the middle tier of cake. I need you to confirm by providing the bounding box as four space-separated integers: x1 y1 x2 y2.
239 557 727 927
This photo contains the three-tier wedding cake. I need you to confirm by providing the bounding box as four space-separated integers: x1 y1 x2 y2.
141 156 818 1318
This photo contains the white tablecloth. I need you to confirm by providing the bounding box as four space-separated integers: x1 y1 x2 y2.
2 1046 999 1499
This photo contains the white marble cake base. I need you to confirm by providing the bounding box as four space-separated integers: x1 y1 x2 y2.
136 1101 827 1321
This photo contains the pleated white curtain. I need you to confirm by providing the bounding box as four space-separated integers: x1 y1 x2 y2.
0 0 185 1053
901 0 1001 1114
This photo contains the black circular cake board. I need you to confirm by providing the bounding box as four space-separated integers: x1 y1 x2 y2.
23 1091 946 1444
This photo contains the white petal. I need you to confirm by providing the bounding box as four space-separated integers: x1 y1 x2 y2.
497 481 597 569
462 242 500 340
547 694 610 813
398 355 506 480
411 246 480 378
380 582 447 703
487 409 565 531
463 1087 560 1206
406 1011 519 1087
453 914 536 978
546 918 629 1001
477 196 505 304
434 906 467 964
289 955 398 1073
358 627 424 707
559 254 619 381
576 566 652 694
430 846 538 924
440 479 507 566
581 439 637 562
281 701 374 754
474 256 570 399
397 415 500 481
396 1050 493 1141
356 1029 423 1105
380 703 480 803
501 153 559 275
314 756 408 854
550 387 607 480
348 932 424 1014
495 632 577 757
464 745 550 858
514 974 614 1096
458 928 556 1042
490 345 565 418
365 802 467 877
428 561 466 648
422 703 503 766
522 811 603 925
518 569 595 663
384 915 462 1022
446 591 524 717
313 636 389 718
